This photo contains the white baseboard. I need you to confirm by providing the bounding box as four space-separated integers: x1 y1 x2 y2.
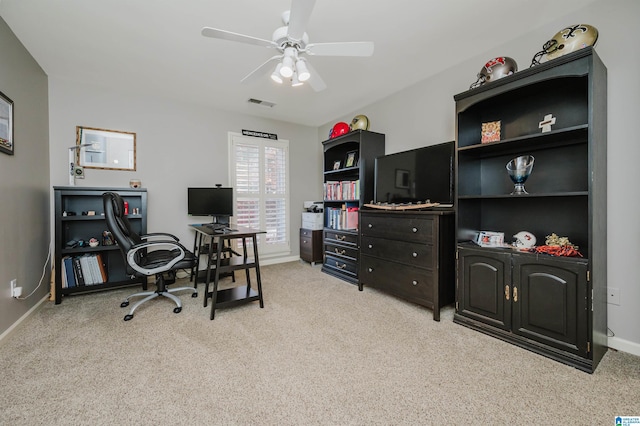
0 294 50 344
608 336 640 357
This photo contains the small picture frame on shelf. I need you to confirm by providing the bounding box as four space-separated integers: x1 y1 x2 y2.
333 160 341 170
481 121 501 144
345 151 358 168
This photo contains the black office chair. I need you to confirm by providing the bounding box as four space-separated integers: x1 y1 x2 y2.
103 191 197 321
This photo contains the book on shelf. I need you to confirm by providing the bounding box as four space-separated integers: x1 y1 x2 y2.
80 255 94 285
96 253 108 282
62 256 76 288
72 257 85 286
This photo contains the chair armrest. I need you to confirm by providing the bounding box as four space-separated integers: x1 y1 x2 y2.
140 232 180 242
126 240 188 276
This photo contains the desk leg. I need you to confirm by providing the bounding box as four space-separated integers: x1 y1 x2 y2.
203 235 214 308
242 237 251 292
210 237 223 320
252 234 264 308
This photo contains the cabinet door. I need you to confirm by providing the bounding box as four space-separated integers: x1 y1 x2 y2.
457 247 511 331
512 254 588 357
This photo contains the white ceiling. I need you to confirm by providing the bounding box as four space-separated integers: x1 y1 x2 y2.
0 0 598 127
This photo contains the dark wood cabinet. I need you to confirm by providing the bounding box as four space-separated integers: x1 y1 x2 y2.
299 228 322 265
359 210 455 321
458 246 589 363
53 186 148 304
321 130 385 284
453 47 607 372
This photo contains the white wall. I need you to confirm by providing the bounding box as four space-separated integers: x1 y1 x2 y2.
320 0 640 354
48 78 322 259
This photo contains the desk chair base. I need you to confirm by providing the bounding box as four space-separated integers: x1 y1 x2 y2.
120 284 198 321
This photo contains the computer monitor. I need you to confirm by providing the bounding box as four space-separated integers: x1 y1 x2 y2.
187 187 233 223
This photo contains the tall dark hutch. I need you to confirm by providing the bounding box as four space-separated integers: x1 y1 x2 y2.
453 47 607 372
321 130 385 284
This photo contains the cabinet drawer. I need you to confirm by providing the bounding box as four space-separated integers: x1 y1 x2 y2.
360 256 434 302
324 229 358 247
324 243 358 261
324 254 358 277
361 215 434 243
361 236 434 269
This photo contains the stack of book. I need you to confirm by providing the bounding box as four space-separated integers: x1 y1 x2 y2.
325 204 359 230
323 180 360 201
61 253 108 288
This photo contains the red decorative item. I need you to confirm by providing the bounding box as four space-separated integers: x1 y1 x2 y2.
330 122 350 139
123 201 129 215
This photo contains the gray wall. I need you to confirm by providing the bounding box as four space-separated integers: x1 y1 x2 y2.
0 17 50 336
48 78 322 258
320 0 640 355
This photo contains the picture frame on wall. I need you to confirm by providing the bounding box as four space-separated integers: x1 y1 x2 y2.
0 90 14 156
333 160 341 170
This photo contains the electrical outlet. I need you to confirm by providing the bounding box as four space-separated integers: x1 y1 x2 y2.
607 287 620 306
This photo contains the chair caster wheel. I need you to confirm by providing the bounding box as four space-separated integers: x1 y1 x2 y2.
124 314 134 321
191 292 198 298
121 301 130 308
173 307 182 314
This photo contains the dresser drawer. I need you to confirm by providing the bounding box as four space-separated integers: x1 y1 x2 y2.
324 229 358 247
360 215 434 243
300 229 322 264
361 236 434 269
324 243 358 261
360 256 434 303
324 254 358 278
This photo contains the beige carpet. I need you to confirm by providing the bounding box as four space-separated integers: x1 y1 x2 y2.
0 261 639 425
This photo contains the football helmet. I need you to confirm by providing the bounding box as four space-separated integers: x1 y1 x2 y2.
330 122 350 139
513 231 536 249
350 114 370 131
530 24 598 67
470 57 518 89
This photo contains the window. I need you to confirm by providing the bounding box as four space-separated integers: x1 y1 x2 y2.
229 133 290 256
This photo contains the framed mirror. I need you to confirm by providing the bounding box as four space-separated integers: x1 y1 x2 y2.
76 126 136 171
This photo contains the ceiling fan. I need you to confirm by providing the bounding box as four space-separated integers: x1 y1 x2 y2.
201 0 374 91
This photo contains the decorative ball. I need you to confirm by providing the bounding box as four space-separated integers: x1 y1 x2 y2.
350 114 370 131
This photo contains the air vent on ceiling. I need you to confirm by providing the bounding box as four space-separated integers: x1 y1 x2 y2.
247 98 276 108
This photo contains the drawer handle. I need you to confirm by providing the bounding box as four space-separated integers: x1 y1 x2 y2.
303 240 308 244
368 244 373 249
412 227 418 233
412 252 418 258
334 248 346 255
412 280 418 286
505 285 510 301
336 262 347 270
368 267 373 273
336 235 346 241
368 223 373 228
513 287 518 302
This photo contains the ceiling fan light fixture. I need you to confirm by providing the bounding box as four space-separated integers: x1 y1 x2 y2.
280 56 294 78
296 59 310 81
291 72 304 87
271 63 284 83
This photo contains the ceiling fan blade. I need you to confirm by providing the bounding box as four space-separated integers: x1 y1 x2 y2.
303 61 326 92
287 0 316 42
240 55 283 84
306 41 374 57
201 27 277 49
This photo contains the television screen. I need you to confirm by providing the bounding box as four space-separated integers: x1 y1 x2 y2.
374 141 454 207
187 187 234 219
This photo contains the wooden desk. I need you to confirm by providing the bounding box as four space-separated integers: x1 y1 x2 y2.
190 225 265 319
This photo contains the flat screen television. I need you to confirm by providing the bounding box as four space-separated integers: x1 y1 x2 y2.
187 187 234 222
374 141 454 207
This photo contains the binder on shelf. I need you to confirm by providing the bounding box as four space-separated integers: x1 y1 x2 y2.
72 257 86 286
96 253 108 283
80 255 95 285
63 256 76 288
